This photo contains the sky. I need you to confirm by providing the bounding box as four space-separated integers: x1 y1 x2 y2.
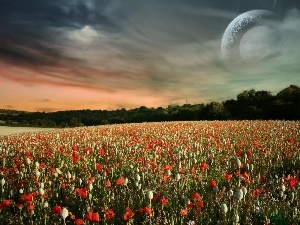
0 0 299 112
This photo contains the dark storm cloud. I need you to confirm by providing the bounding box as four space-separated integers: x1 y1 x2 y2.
0 42 59 67
0 0 117 31
0 0 118 67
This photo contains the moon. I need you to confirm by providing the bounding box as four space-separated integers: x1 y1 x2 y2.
221 10 279 63
239 26 281 62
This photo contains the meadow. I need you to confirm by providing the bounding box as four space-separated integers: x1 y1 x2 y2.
0 121 299 224
0 126 57 136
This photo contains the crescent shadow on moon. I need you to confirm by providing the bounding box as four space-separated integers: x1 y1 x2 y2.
221 9 279 64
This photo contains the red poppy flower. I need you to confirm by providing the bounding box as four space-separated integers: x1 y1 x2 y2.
21 193 33 202
123 207 134 221
187 202 194 209
287 177 299 189
116 177 125 186
99 149 106 156
86 177 95 184
39 162 46 169
242 172 249 180
86 211 100 222
105 179 111 187
197 200 204 211
162 175 169 182
224 172 232 181
75 188 88 199
191 192 201 201
164 165 172 170
253 188 262 197
180 208 188 217
143 207 152 215
103 168 110 174
96 163 102 171
161 197 168 205
209 180 217 188
27 204 34 211
104 209 115 221
138 208 144 214
14 203 23 209
72 152 79 163
190 167 196 174
52 205 62 214
0 200 11 210
75 219 84 225
200 162 209 171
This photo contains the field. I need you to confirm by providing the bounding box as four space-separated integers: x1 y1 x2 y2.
0 121 299 225
0 126 57 136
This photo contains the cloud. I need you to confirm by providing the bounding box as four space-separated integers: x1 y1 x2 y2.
32 99 51 103
0 0 299 108
0 0 116 67
34 107 58 113
67 25 104 44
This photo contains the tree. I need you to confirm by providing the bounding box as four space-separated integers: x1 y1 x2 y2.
4 120 14 126
277 85 300 104
69 117 82 127
19 120 29 126
237 89 256 103
200 102 230 120
100 119 109 125
60 122 69 128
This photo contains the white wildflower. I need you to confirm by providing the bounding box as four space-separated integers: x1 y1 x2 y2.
236 158 241 168
235 189 243 201
147 190 153 200
61 207 69 220
221 203 228 213
26 158 31 165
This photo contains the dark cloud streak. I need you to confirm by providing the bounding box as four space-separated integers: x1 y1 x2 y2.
0 0 118 68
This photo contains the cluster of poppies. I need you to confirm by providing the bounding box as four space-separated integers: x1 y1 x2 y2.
0 121 299 224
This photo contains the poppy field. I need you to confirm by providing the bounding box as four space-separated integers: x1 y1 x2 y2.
0 121 299 224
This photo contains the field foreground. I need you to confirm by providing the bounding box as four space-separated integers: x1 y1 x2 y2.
0 121 299 224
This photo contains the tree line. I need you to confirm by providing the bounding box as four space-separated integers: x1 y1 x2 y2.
0 85 299 128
